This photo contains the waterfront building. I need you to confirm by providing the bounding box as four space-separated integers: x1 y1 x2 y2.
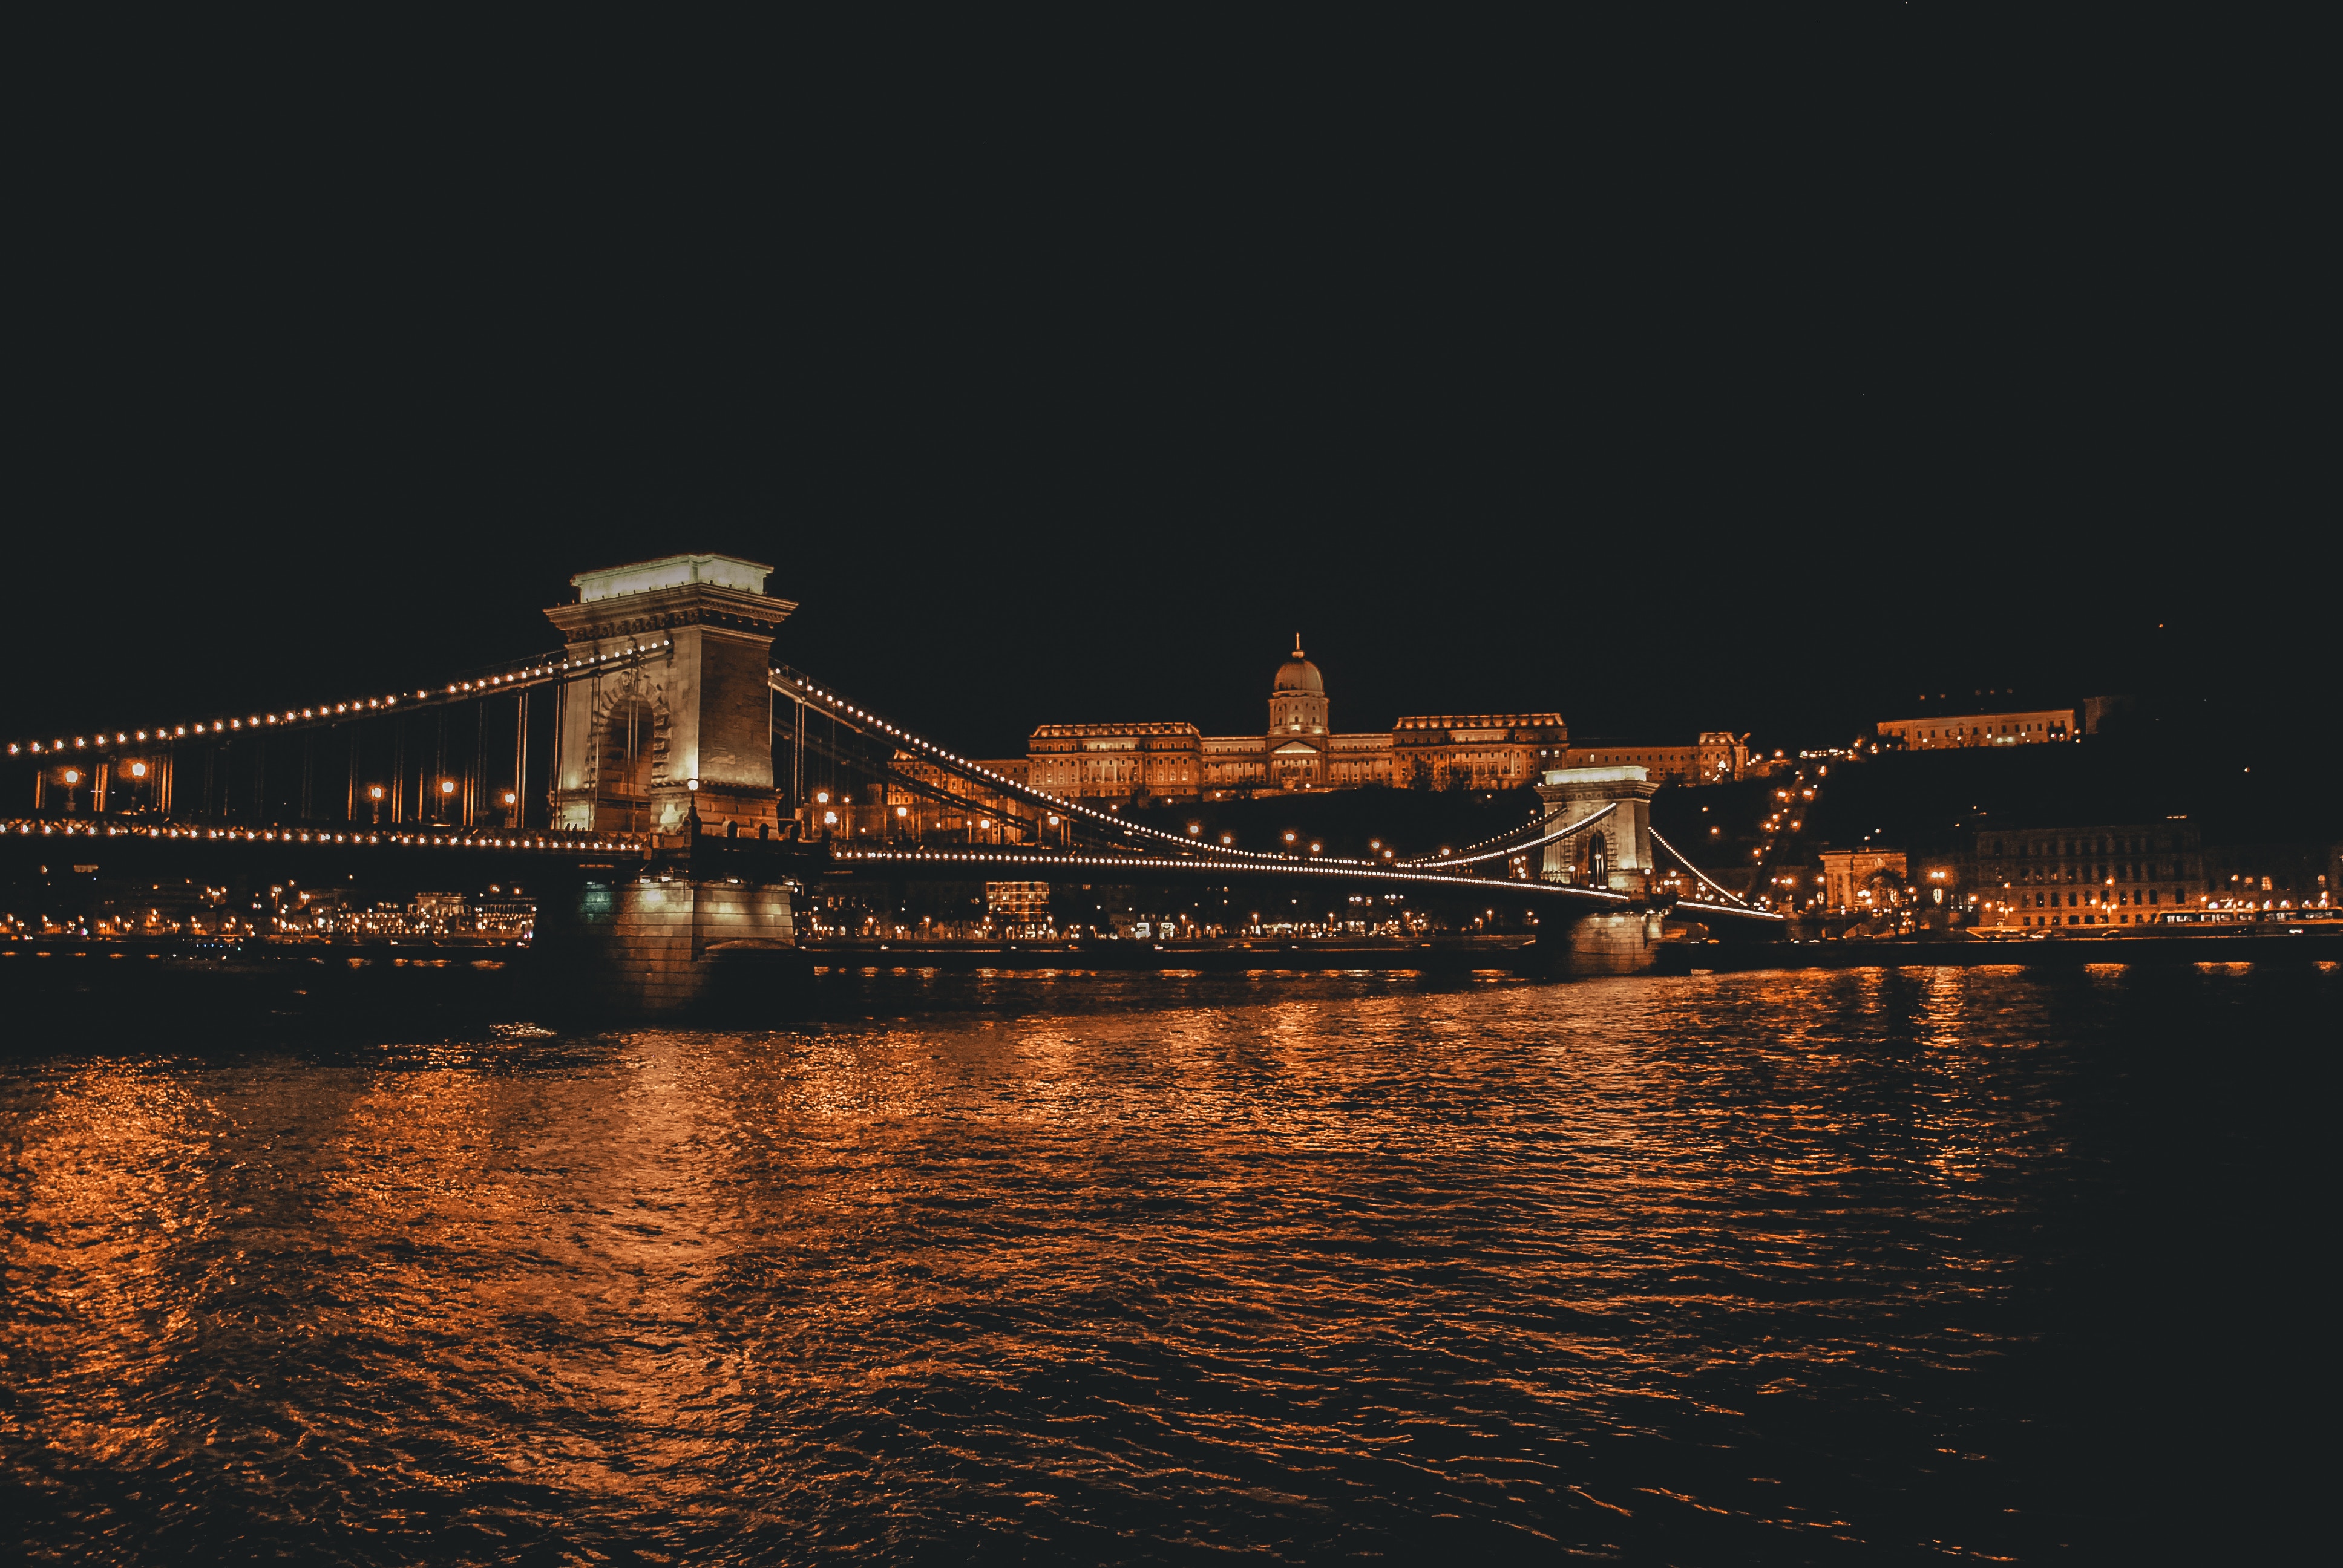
2203 841 2334 911
1970 820 2206 928
985 881 1052 931
413 891 467 923
1876 707 2074 751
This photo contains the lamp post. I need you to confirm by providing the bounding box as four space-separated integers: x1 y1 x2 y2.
369 784 385 825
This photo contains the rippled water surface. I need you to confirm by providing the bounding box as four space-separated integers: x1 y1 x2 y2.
4 962 2331 1563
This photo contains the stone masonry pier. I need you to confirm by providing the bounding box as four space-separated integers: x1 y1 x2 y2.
529 832 814 1017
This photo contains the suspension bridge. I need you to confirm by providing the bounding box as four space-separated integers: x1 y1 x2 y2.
5 554 1778 1011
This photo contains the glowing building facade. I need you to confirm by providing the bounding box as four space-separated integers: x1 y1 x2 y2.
1023 640 1568 804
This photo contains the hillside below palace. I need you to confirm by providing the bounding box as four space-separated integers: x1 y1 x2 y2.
969 641 1748 805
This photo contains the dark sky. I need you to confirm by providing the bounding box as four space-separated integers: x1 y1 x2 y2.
14 20 2322 766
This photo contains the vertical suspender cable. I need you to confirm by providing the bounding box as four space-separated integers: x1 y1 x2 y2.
471 697 485 827
515 688 528 831
551 668 566 830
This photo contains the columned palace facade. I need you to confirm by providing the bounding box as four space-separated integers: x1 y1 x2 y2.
1022 640 1571 805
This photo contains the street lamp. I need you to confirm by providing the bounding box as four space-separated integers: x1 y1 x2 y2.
369 784 384 824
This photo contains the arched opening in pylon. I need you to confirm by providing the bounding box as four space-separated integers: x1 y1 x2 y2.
592 691 663 833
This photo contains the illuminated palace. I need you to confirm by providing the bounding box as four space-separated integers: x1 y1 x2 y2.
876 643 1747 827
1004 641 1743 805
1017 640 1558 803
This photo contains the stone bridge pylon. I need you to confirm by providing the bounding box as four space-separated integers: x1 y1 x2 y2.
1537 764 1660 894
545 554 796 835
534 555 807 1016
1532 763 1683 975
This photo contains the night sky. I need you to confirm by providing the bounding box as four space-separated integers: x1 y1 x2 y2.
16 24 2322 771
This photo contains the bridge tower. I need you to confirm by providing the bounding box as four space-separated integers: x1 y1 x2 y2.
1530 764 1683 976
532 554 807 1016
1536 765 1659 893
544 555 796 835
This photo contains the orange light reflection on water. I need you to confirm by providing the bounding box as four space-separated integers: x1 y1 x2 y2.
5 960 2334 1561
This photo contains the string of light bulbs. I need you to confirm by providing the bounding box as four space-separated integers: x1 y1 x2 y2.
1 817 646 854
8 641 673 758
827 846 1777 921
0 817 1778 921
1401 803 1619 869
1647 826 1756 908
770 670 1381 867
1399 801 1588 866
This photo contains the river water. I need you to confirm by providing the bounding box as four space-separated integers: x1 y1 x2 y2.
4 961 2330 1564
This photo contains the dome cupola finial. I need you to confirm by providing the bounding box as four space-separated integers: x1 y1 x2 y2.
1272 638 1324 696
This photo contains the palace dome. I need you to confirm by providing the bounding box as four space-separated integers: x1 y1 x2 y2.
1273 638 1323 694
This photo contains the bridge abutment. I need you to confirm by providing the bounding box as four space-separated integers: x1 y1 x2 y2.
1531 909 1705 976
529 838 812 1018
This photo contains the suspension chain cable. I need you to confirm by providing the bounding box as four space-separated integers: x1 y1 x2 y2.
1403 803 1617 869
770 671 1310 864
1405 800 1568 863
1648 826 1752 907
